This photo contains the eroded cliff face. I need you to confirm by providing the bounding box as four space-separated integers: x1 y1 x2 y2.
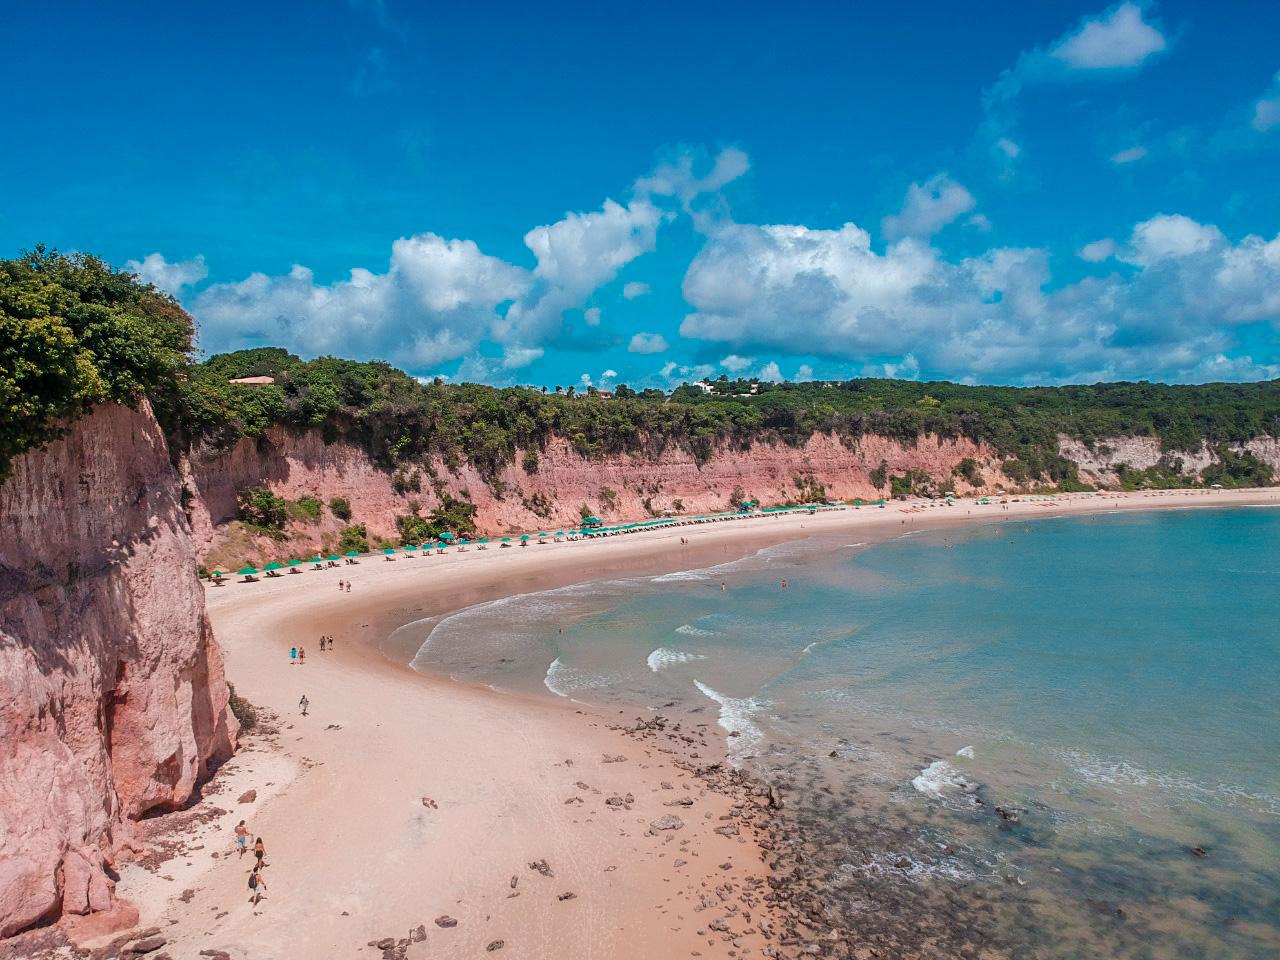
1057 435 1280 486
0 402 236 937
182 427 1005 565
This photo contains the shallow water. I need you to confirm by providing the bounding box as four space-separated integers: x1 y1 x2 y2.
409 508 1280 958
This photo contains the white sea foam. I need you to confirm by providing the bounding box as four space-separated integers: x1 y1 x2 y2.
646 647 708 671
674 623 716 637
801 641 821 655
911 760 974 800
543 657 617 701
694 680 768 762
956 745 975 759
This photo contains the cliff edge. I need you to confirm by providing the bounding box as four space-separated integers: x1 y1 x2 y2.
0 401 237 937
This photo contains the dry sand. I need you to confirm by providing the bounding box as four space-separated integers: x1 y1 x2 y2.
104 488 1279 959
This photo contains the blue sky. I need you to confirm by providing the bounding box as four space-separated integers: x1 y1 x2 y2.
4 0 1280 388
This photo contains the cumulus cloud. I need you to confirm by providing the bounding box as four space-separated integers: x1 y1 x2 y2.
622 281 651 299
1078 238 1117 262
192 235 529 369
882 174 976 241
757 361 783 382
628 332 669 354
1110 145 1148 164
795 364 815 381
184 147 749 374
720 354 753 372
1048 2 1166 70
981 3 1167 171
679 212 1280 383
126 253 208 294
1253 71 1280 132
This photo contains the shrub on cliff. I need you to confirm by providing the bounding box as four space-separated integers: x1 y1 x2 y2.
338 524 370 553
0 246 192 479
329 496 352 520
238 486 288 531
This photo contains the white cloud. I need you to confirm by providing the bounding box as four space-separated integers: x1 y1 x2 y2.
1253 71 1280 132
1049 2 1166 70
795 364 815 381
720 354 753 372
679 212 1280 384
185 147 749 375
628 332 669 354
967 214 993 232
192 234 528 369
1110 145 1148 164
882 174 976 241
622 281 651 299
1120 214 1224 265
981 3 1166 171
1078 238 1117 262
757 361 783 382
126 253 208 294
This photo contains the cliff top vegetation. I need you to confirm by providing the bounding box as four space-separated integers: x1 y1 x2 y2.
5 248 1280 487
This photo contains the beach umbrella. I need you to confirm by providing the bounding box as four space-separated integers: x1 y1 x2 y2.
555 531 564 537
326 554 341 561
263 561 284 571
237 565 259 576
208 569 226 579
405 543 417 552
383 547 396 555
286 558 302 566
520 534 530 540
501 537 511 542
344 551 360 557
479 538 490 544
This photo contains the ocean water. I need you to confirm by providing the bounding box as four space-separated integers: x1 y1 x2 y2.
408 508 1280 958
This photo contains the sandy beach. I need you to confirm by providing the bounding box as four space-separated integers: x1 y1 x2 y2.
101 488 1279 960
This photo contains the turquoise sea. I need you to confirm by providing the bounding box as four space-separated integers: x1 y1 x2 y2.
407 507 1280 958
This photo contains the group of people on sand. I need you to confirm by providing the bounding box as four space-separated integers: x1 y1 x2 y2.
337 579 352 592
233 820 268 905
290 637 337 666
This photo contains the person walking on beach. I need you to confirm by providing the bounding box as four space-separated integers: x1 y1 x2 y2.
298 646 306 665
254 837 266 869
248 867 266 906
290 646 297 665
234 820 249 858
319 637 326 652
299 694 309 716
346 581 352 592
338 580 345 592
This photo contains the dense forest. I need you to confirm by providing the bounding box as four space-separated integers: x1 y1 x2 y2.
5 248 1280 489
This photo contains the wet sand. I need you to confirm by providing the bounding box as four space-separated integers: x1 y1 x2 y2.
100 487 1279 959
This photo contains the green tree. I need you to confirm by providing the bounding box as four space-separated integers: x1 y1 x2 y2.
328 496 352 520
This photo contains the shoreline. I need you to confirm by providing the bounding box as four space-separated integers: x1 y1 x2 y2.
94 488 1279 959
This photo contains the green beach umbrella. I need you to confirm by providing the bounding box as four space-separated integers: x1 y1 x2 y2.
501 537 511 542
555 531 564 536
520 534 530 540
327 554 341 561
263 561 284 571
344 551 359 557
383 547 396 555
237 565 259 576
405 543 417 551
208 569 226 578
307 556 323 563
479 538 490 544
440 532 455 540
286 558 302 566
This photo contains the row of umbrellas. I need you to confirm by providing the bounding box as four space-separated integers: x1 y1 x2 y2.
211 502 881 579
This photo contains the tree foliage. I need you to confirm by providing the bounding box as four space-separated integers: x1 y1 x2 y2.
0 246 192 478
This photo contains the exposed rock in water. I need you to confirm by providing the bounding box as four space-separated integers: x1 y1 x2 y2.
0 402 237 937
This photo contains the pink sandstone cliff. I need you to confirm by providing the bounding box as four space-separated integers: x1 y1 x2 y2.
181 426 1006 565
0 401 237 937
